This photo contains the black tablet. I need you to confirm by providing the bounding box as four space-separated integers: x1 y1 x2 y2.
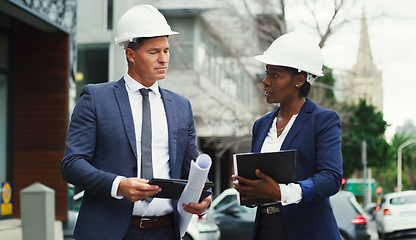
149 178 214 202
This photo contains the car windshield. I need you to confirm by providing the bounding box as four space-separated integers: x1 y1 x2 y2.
214 191 257 215
348 195 366 215
214 194 237 210
390 195 416 205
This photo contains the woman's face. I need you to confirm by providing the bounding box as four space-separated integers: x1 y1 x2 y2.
262 65 299 104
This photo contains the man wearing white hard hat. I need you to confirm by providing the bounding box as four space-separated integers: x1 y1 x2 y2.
232 32 343 239
61 5 211 240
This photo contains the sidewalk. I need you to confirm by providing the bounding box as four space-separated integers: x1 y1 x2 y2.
0 219 63 240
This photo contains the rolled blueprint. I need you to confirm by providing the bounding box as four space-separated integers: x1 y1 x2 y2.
178 154 212 237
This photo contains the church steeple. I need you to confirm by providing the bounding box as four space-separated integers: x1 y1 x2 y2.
354 7 377 75
347 5 383 112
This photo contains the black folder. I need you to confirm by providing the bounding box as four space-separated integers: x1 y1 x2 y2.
233 149 298 206
148 178 213 202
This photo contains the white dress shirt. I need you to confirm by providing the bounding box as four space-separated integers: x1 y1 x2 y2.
111 73 173 216
261 114 302 206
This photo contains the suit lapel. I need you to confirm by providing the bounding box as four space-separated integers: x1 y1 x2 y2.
253 109 278 153
113 78 137 158
281 99 315 150
160 87 177 170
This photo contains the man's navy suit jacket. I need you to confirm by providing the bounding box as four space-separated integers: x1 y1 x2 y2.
250 99 343 240
61 78 199 240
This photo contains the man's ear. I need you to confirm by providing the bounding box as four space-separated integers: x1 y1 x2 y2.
125 48 134 63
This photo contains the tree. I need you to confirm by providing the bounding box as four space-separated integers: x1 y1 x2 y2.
309 66 337 107
389 132 416 190
255 0 359 48
341 99 391 177
284 0 360 48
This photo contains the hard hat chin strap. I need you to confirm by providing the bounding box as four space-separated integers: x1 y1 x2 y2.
306 73 317 84
296 69 317 85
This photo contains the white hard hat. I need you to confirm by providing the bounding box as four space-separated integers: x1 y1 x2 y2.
115 5 178 46
254 32 324 78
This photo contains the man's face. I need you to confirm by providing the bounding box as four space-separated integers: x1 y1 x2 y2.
126 36 170 87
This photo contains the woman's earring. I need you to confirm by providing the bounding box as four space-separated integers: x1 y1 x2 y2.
296 85 299 87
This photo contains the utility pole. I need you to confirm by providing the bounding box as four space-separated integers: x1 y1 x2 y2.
362 140 368 205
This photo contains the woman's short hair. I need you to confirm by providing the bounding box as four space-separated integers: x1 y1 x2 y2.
287 67 311 97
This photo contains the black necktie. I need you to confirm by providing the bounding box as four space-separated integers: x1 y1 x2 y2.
139 88 153 202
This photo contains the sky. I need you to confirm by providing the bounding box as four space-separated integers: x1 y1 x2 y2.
284 0 416 140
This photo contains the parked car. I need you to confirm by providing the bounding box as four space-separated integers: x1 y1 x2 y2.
375 190 416 239
330 191 371 240
364 202 378 219
183 208 221 240
212 188 371 240
212 188 256 240
63 186 81 239
63 190 220 240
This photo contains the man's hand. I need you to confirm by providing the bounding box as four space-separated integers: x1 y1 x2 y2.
232 169 281 201
117 178 161 202
182 196 212 216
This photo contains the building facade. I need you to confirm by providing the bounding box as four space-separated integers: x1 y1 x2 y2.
0 0 285 238
5 1 392 238
75 0 283 194
0 0 76 238
346 9 383 112
397 119 416 137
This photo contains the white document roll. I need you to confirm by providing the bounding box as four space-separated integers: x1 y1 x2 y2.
177 154 212 237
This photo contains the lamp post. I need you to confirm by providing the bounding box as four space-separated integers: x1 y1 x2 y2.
397 139 416 192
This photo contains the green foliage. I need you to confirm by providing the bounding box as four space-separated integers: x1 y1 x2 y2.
309 66 337 107
388 132 416 190
310 68 394 184
316 66 336 105
311 67 416 192
341 99 392 177
374 167 397 194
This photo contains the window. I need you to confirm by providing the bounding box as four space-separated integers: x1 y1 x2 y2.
107 0 113 30
0 15 11 189
0 12 13 219
391 195 416 205
0 73 7 184
165 16 194 69
76 44 109 99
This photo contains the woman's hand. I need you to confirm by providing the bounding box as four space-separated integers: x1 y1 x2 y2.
232 169 281 201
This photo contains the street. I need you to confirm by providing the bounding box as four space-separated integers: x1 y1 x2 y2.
368 218 416 240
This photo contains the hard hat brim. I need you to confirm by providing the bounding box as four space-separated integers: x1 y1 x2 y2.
254 54 323 77
115 31 179 46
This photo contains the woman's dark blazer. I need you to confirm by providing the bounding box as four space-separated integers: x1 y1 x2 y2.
250 99 343 240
